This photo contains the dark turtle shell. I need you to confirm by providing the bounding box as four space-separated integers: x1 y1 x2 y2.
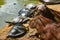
8 23 27 38
18 8 31 17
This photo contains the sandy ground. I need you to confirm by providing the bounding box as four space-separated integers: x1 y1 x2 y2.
0 24 40 40
47 4 60 11
0 4 60 40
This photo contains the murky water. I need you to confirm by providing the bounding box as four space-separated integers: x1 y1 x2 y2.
0 0 26 29
0 0 38 29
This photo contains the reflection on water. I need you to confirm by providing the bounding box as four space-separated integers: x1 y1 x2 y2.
0 0 26 29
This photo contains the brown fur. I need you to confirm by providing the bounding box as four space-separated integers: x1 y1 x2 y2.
29 6 60 40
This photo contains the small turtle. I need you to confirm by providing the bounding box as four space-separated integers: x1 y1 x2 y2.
18 3 36 18
7 23 27 38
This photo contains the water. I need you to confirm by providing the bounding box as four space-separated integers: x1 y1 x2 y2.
0 0 26 29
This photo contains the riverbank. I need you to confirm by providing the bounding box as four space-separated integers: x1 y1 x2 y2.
0 4 60 40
